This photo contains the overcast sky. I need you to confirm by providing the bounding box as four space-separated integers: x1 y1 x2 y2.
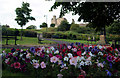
0 0 84 29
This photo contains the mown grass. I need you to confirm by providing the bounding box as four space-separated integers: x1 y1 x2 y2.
2 36 56 45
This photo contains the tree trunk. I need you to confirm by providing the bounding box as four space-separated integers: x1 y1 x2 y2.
103 26 107 43
20 26 23 40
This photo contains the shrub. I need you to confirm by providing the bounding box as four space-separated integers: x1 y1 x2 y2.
2 27 20 36
23 30 37 37
43 32 55 38
70 24 79 31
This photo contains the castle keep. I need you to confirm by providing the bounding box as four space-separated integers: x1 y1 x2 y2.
51 15 67 27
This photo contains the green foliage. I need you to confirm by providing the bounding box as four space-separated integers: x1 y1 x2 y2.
40 22 48 28
50 23 55 27
26 25 37 29
23 30 37 37
57 20 70 31
107 21 120 34
70 24 79 31
76 27 95 34
2 27 19 36
15 2 35 27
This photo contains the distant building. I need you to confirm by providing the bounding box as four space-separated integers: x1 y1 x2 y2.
51 15 67 27
79 23 87 27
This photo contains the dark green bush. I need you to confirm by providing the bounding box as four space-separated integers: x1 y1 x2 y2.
23 30 37 37
2 27 20 36
43 32 54 38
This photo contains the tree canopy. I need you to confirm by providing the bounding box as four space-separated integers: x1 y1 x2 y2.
50 2 120 32
57 20 70 31
40 22 48 28
26 25 37 29
15 2 35 27
50 23 55 27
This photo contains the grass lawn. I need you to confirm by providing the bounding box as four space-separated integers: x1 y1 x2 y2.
2 36 57 45
54 39 112 45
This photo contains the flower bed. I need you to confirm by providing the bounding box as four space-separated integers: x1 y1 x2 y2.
2 43 120 77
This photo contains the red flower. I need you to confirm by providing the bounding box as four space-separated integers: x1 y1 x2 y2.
62 49 66 53
107 47 113 51
103 54 107 58
77 75 85 78
16 49 20 51
35 48 40 52
49 53 53 58
14 62 21 69
77 51 81 56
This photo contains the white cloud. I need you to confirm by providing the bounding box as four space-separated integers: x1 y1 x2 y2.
0 0 82 29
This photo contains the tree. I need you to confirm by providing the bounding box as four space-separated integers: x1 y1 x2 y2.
107 21 120 34
50 2 120 43
40 22 48 28
26 25 37 29
70 24 79 31
50 23 55 27
57 20 70 31
15 2 35 40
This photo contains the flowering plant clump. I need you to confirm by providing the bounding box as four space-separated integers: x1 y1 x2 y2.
2 43 120 77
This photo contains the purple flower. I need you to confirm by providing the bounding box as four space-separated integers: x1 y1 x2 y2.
106 70 112 76
107 56 113 62
109 63 112 68
30 47 35 53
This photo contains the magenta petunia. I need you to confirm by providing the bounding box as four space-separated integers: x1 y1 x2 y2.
14 62 21 69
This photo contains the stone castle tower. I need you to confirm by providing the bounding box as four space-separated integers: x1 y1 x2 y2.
51 15 67 27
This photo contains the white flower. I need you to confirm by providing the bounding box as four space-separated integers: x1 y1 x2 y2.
5 58 10 63
50 56 58 63
20 49 23 52
77 56 81 62
98 52 103 56
54 50 59 54
67 45 72 49
82 51 86 55
98 45 102 49
80 56 85 61
41 46 45 50
20 54 23 58
85 61 90 65
86 57 91 61
89 52 94 57
50 46 55 51
97 63 104 68
67 53 73 58
33 63 40 69
32 59 39 63
26 53 31 58
72 48 77 52
80 61 84 66
46 50 49 54
88 46 92 49
69 57 77 66
64 57 69 61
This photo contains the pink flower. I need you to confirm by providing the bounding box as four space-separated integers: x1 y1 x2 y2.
11 64 14 67
50 56 58 63
69 57 77 66
33 63 40 69
14 62 21 69
40 62 46 69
